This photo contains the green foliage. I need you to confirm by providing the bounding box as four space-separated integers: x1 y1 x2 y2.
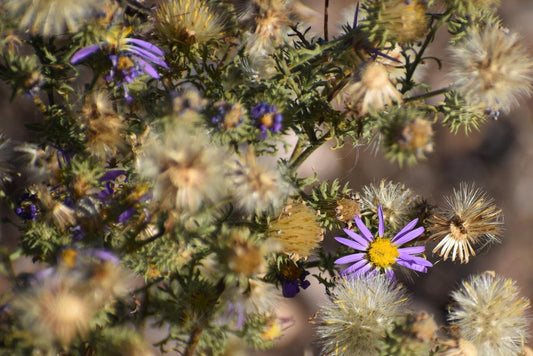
0 0 529 354
439 91 488 134
308 179 352 230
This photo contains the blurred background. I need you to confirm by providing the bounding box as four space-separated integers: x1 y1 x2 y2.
257 0 533 354
1 0 532 355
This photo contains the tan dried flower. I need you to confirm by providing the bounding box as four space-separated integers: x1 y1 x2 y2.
81 91 124 159
361 179 416 230
37 184 76 231
230 149 292 215
138 124 228 212
429 183 503 264
154 0 224 45
343 61 403 115
5 0 102 36
449 272 530 356
314 275 407 356
449 25 533 113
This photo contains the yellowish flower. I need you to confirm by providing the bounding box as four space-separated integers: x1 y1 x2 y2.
154 0 224 45
268 201 323 260
362 0 430 45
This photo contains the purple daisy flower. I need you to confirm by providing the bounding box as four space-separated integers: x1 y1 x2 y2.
71 27 169 101
335 205 432 279
251 102 283 139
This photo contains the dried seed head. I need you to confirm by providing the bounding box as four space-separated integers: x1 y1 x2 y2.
335 195 361 226
449 25 533 113
343 61 403 115
5 0 101 36
229 149 293 215
138 124 228 212
429 183 503 264
314 275 407 355
154 0 224 45
361 179 416 230
449 272 530 355
81 91 124 159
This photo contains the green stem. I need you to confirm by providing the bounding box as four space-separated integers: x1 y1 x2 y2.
402 12 450 93
289 132 330 170
288 137 305 166
404 86 451 102
183 323 204 356
182 278 225 356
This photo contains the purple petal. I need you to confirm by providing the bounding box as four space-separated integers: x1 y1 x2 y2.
385 268 395 280
136 58 160 79
399 254 433 267
125 38 165 56
340 259 369 276
392 226 425 246
343 228 370 247
335 253 365 265
397 260 428 273
89 249 120 264
367 268 379 278
335 237 367 251
118 207 136 223
282 281 299 298
378 206 384 237
100 170 127 182
71 43 103 64
397 246 426 255
392 218 419 243
126 46 169 69
354 215 373 241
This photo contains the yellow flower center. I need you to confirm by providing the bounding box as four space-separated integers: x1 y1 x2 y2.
261 113 275 128
117 56 135 71
367 238 399 268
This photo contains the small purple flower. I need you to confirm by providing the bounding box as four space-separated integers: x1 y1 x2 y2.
251 102 283 139
71 28 169 101
335 205 432 279
15 193 39 221
278 262 311 298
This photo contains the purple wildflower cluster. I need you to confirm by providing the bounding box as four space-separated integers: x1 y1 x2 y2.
71 32 169 101
251 102 283 139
